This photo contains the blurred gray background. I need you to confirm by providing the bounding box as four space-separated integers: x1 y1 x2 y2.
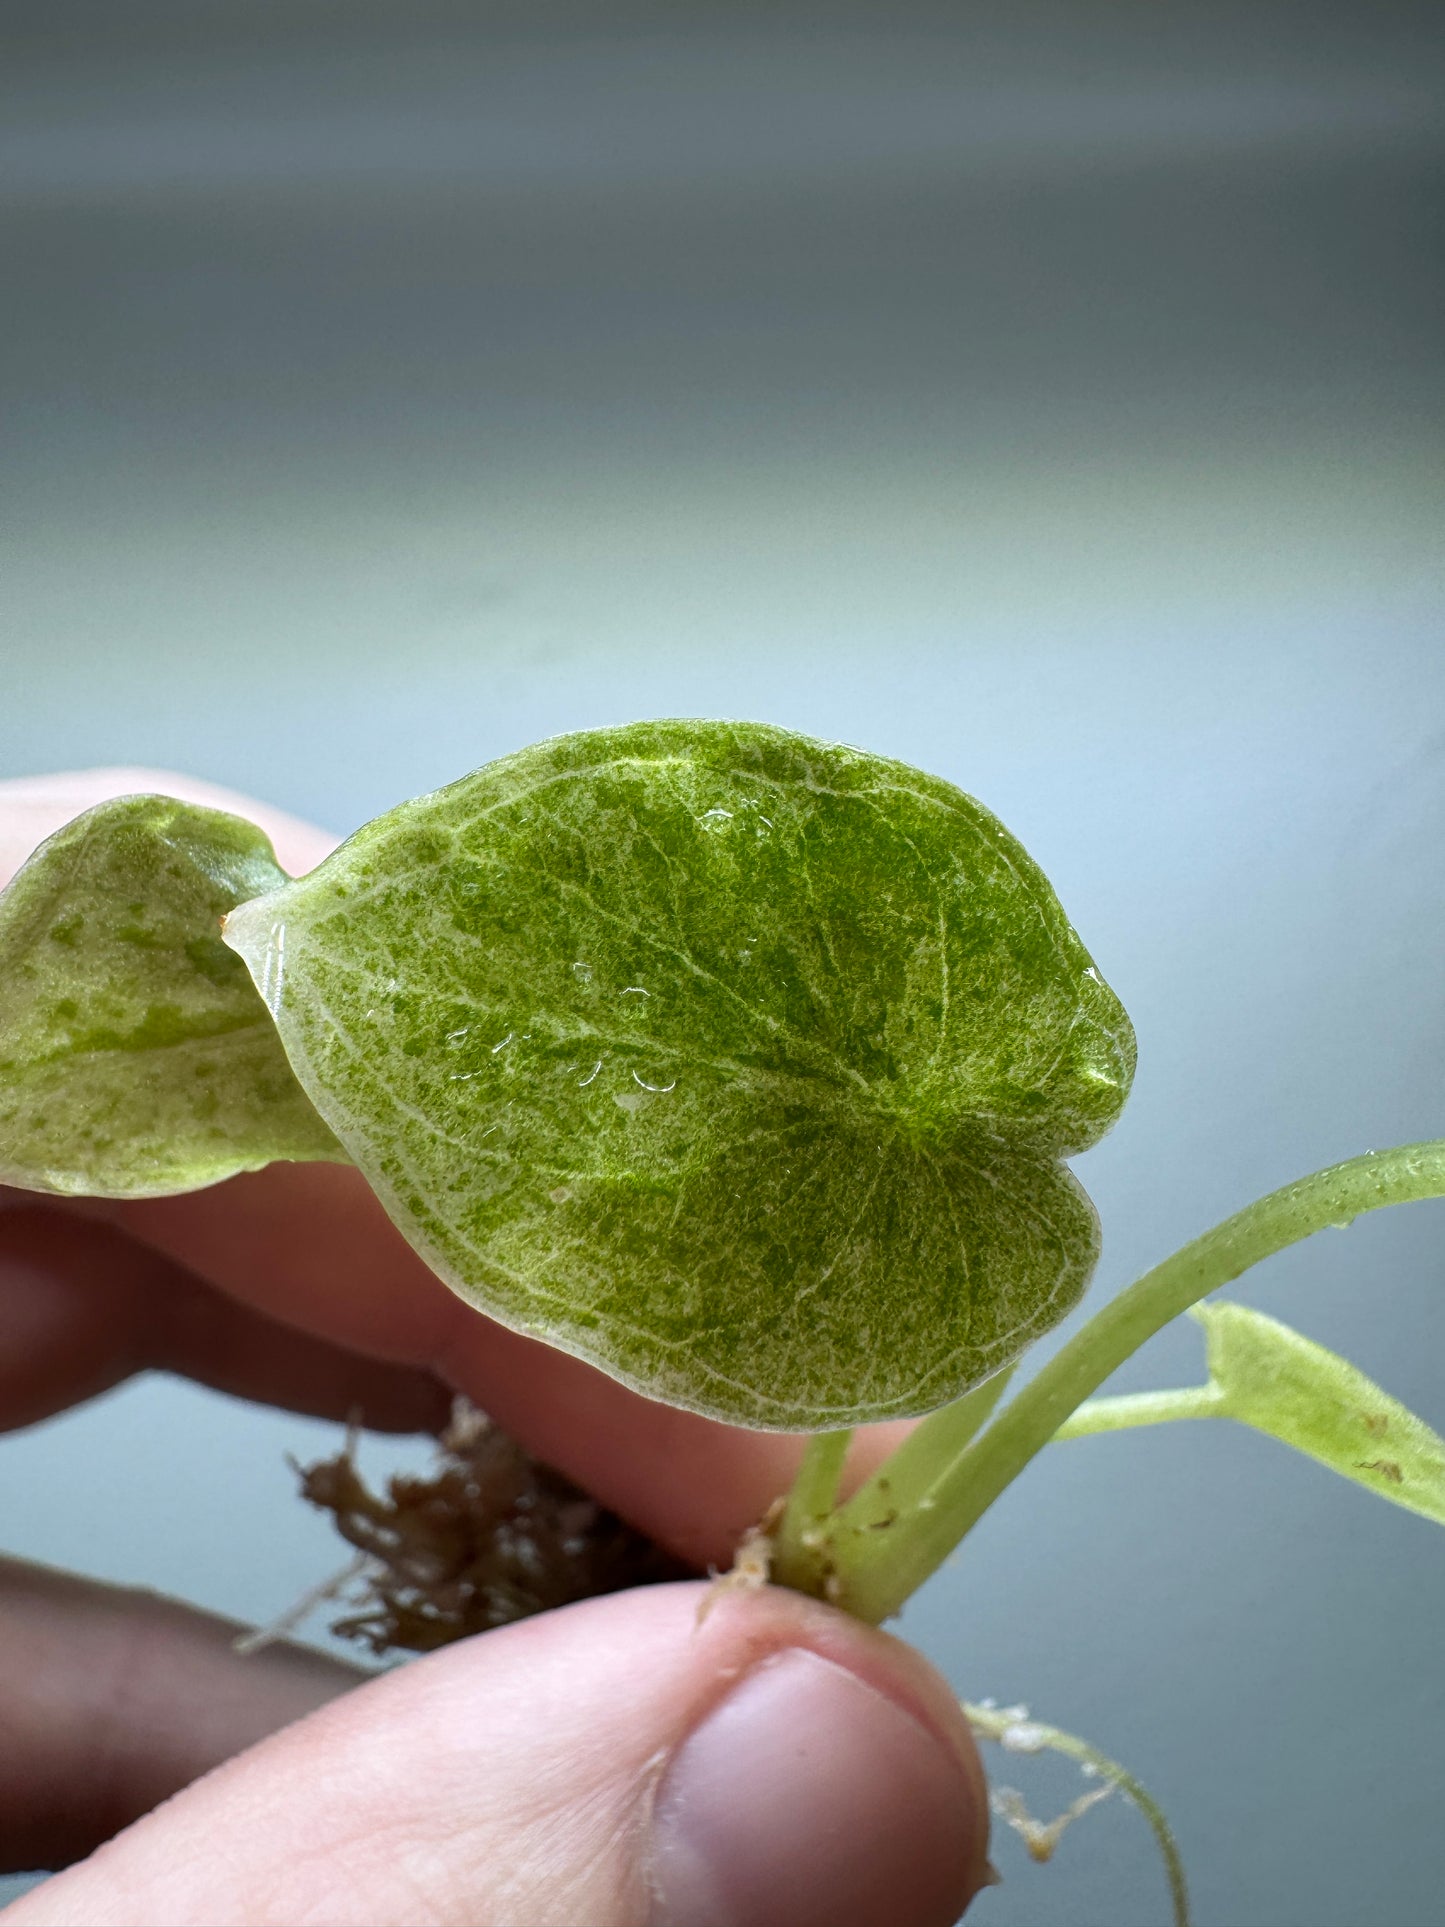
2 3 1443 1921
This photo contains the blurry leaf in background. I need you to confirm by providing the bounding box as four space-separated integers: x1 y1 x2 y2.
0 796 341 1197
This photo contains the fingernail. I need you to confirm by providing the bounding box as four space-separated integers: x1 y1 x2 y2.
649 1647 985 1927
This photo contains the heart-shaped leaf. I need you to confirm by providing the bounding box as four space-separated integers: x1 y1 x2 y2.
224 721 1134 1427
0 796 341 1197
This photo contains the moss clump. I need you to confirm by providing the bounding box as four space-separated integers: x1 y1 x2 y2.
297 1402 688 1656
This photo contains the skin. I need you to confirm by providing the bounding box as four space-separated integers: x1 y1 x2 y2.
0 772 990 1927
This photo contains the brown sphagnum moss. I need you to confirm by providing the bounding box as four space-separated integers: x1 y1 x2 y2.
295 1401 690 1657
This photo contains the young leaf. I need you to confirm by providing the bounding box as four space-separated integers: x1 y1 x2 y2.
224 720 1134 1428
1190 1300 1445 1526
0 796 342 1197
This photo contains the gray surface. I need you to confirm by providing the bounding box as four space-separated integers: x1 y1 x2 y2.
2 5 1443 1921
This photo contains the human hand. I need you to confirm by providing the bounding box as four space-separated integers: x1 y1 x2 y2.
0 771 991 1927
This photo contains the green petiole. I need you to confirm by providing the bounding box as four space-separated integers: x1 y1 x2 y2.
772 1428 853 1595
1050 1384 1227 1438
771 1369 1012 1599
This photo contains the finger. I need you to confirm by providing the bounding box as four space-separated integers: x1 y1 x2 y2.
10 1581 991 1927
102 1169 914 1571
0 768 337 887
0 1553 363 1875
0 1206 451 1437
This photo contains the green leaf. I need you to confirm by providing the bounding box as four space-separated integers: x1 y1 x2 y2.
0 796 342 1197
1190 1300 1445 1526
224 720 1134 1427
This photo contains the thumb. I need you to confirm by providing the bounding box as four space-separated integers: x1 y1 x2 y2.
8 1580 991 1927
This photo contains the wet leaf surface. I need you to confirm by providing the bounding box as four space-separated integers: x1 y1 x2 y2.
227 722 1133 1426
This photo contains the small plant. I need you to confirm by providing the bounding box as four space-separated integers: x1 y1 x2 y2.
3 719 1442 1923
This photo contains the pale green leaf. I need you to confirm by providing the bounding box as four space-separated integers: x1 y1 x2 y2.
224 720 1134 1428
0 796 342 1197
1191 1300 1445 1526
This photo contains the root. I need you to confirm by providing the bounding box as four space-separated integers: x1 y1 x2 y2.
965 1698 1191 1927
248 1398 688 1657
694 1497 786 1627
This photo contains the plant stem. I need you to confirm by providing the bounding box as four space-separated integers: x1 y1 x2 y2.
838 1367 1014 1527
772 1429 852 1592
835 1139 1445 1623
1051 1384 1225 1439
773 1377 1012 1597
